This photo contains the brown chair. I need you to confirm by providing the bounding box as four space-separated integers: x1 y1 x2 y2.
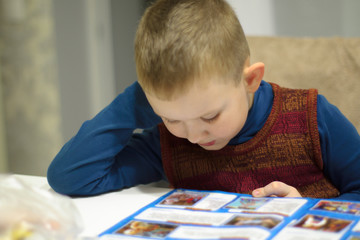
247 36 360 133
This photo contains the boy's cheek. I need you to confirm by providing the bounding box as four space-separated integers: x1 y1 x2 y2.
164 124 186 139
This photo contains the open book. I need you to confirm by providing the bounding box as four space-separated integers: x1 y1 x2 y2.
99 188 360 240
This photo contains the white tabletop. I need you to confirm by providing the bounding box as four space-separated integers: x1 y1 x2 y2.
12 174 170 238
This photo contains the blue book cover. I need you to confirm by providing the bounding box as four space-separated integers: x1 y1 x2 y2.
99 188 360 240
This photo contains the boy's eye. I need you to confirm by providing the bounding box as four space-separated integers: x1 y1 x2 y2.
163 118 180 124
201 114 220 123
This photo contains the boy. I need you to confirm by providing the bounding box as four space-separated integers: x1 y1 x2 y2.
47 0 360 200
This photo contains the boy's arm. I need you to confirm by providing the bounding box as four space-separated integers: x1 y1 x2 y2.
317 95 360 201
47 82 164 196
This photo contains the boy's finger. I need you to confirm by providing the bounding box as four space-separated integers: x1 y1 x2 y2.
252 181 301 198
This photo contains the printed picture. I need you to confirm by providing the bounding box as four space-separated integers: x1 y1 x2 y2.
225 197 270 210
313 200 360 215
159 190 207 206
225 214 282 229
294 214 352 233
115 220 178 238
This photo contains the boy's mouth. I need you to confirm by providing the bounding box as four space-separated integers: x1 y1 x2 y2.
199 140 216 147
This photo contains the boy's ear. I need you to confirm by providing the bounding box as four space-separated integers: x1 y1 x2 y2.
243 62 265 93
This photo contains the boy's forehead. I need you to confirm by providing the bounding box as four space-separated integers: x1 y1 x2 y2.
145 80 237 120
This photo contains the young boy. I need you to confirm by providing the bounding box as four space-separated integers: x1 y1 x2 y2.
47 0 360 200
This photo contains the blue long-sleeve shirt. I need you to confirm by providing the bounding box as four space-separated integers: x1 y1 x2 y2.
47 81 360 200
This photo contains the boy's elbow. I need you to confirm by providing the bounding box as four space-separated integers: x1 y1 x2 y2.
47 164 78 196
47 161 116 196
47 160 91 196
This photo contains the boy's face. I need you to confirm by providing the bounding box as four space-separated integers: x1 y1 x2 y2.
146 78 252 150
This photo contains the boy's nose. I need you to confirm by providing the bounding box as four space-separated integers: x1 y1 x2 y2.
187 132 201 144
186 123 207 144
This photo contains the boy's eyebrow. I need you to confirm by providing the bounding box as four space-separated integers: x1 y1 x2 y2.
159 107 224 122
153 98 227 120
201 103 227 117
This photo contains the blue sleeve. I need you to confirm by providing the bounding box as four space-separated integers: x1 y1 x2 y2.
318 95 360 201
47 82 165 196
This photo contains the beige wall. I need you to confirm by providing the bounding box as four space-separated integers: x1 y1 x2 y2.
0 65 8 173
0 0 62 176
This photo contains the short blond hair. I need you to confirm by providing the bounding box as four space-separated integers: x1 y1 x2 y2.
135 0 249 100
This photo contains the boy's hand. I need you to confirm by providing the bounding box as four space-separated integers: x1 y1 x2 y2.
251 181 302 198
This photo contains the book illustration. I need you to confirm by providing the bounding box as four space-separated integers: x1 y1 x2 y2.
157 189 237 211
274 214 355 240
158 190 206 207
225 196 307 216
115 220 178 239
293 214 352 233
225 197 270 210
313 200 360 215
225 213 283 230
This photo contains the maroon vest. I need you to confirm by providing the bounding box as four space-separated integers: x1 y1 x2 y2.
158 83 339 198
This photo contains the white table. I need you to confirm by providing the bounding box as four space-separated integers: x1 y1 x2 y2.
13 174 170 238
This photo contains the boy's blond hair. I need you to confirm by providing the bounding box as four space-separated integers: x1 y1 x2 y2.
135 0 249 100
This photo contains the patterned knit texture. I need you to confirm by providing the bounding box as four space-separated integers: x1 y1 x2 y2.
159 83 339 198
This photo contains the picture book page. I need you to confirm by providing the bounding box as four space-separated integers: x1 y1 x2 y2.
99 189 360 240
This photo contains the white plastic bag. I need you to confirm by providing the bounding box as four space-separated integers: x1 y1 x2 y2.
0 174 94 240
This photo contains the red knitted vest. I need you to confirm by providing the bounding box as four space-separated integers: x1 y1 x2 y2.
158 83 339 198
